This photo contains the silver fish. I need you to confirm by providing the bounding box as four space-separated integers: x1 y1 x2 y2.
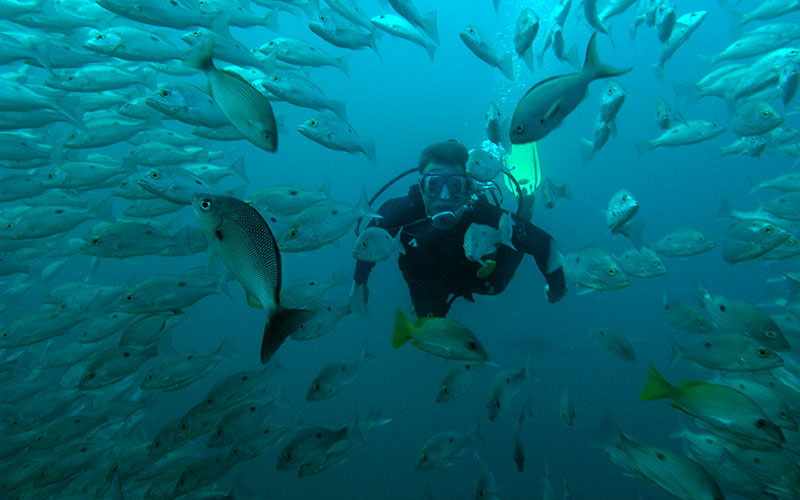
511 33 631 143
560 246 630 291
186 35 278 152
298 114 376 165
306 345 373 401
460 24 514 81
722 218 790 264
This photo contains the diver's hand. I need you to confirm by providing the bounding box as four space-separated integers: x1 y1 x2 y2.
545 284 566 303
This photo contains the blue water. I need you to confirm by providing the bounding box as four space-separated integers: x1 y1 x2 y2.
5 0 800 498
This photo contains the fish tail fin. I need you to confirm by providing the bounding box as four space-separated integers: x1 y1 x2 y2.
348 284 371 320
230 155 248 182
521 47 534 73
716 196 733 219
261 307 315 364
330 98 348 120
618 217 645 250
668 337 683 367
633 140 651 157
594 410 624 451
320 176 331 198
579 137 595 163
184 34 216 72
583 32 632 79
672 84 699 110
695 280 712 308
337 54 351 77
639 364 674 401
347 411 366 445
424 41 437 62
94 196 115 222
369 36 382 61
214 333 240 364
357 186 380 219
559 182 572 201
650 62 666 83
262 8 280 31
499 52 515 81
362 138 377 166
422 10 439 44
565 43 581 69
498 214 515 250
392 309 414 348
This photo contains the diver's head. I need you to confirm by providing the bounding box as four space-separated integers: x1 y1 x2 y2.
418 140 472 231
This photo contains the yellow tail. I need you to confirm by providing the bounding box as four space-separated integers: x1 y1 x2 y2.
639 365 675 401
392 309 414 348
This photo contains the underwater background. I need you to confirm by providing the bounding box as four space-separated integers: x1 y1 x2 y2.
3 0 800 498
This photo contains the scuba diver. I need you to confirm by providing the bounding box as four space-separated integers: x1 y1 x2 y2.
352 139 567 318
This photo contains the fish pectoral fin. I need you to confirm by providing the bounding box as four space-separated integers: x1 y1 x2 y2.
245 291 264 309
668 402 692 416
543 99 562 122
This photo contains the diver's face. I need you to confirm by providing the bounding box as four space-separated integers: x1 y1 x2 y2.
420 162 471 226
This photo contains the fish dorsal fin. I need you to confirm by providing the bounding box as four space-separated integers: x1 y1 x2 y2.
218 68 251 85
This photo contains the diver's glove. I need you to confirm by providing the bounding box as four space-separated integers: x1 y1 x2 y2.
544 284 566 303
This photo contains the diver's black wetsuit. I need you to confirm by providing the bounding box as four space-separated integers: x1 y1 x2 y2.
353 185 567 318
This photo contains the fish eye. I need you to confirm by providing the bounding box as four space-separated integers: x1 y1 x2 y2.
495 400 501 409
88 371 95 379
442 387 448 393
125 294 134 302
607 88 614 95
95 33 104 40
762 111 771 117
621 195 628 201
361 241 367 248
765 330 777 339
288 229 297 237
271 75 280 81
758 348 769 358
149 171 160 180
200 199 212 211
262 131 271 141
216 429 222 436
158 89 170 97
421 455 428 462
67 76 74 81
91 237 100 245
5 223 12 229
755 418 767 428
309 119 318 126
764 226 773 233
319 15 326 21
467 341 477 350
515 124 524 132
314 383 320 391
606 268 617 275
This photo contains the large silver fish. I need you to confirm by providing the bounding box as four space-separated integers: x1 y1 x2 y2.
193 194 314 363
510 33 630 143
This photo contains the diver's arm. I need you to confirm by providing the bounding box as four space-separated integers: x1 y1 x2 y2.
512 217 567 303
